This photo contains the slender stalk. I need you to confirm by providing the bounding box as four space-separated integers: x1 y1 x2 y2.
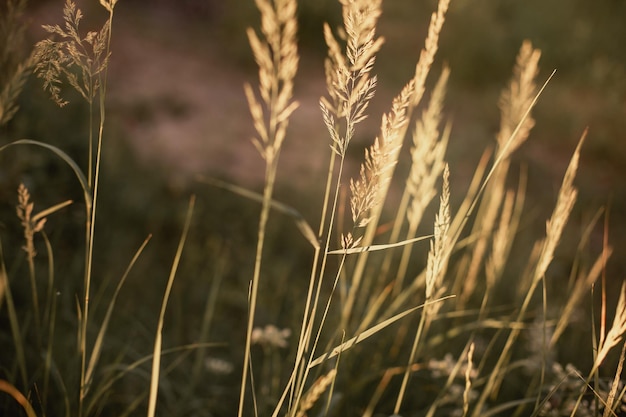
147 196 196 417
79 7 115 416
239 160 279 417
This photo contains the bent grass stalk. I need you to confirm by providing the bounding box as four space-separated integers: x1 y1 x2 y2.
147 196 195 417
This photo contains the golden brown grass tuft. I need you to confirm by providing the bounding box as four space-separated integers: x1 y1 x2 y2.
33 0 112 107
3 0 623 416
294 369 337 417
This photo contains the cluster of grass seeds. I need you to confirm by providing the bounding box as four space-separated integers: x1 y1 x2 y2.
0 0 34 127
238 0 625 416
1 0 625 416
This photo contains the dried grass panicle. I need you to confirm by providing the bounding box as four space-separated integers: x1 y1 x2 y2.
349 86 412 229
295 369 337 417
17 184 46 258
426 164 450 302
533 133 584 284
0 0 34 126
485 190 516 289
245 0 299 162
33 0 112 106
412 0 450 107
461 41 540 304
320 0 383 157
463 343 476 417
594 282 626 373
550 249 611 348
406 66 450 228
0 60 33 126
497 40 541 159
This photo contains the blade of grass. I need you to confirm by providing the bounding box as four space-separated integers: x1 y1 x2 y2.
326 235 432 255
0 240 28 386
0 139 91 206
84 234 152 395
147 196 195 417
0 379 37 417
308 295 455 368
197 175 319 249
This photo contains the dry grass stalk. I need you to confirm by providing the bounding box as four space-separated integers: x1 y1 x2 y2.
485 190 516 291
550 247 612 348
0 380 37 417
406 67 450 231
472 132 584 416
345 0 450 328
343 80 414 322
460 41 540 304
240 1 299 415
533 131 584 285
593 282 626 375
481 185 525 312
295 369 337 417
16 184 46 331
425 163 451 305
463 342 476 417
389 66 450 294
603 341 626 417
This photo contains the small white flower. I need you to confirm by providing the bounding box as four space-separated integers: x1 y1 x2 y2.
251 324 291 348
204 357 234 375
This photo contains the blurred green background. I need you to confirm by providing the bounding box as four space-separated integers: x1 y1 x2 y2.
1 0 625 414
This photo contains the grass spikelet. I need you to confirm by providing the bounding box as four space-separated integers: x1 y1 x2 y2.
343 0 451 328
395 164 451 414
244 0 299 163
497 40 541 159
533 130 584 284
459 41 541 305
295 369 337 417
349 80 415 227
425 163 451 304
406 67 450 229
412 0 450 107
463 343 476 417
17 183 45 330
33 0 111 106
16 183 70 338
0 0 35 126
550 247 612 348
240 0 300 415
388 66 450 295
343 77 414 320
471 131 585 416
320 0 383 156
603 341 626 417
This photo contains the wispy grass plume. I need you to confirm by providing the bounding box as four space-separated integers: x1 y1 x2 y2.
239 0 299 415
